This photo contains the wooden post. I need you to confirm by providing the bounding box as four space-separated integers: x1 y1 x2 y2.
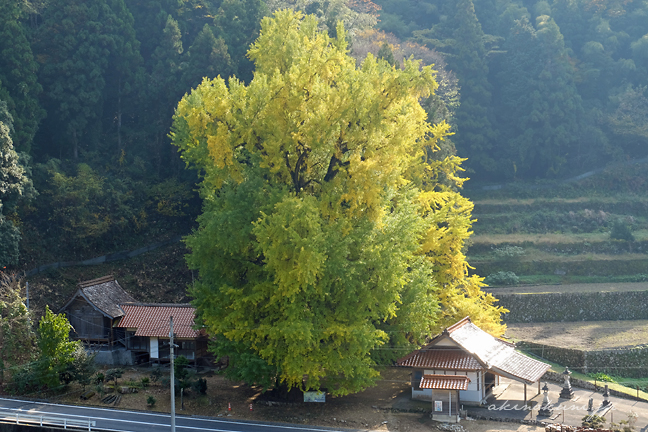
524 383 527 403
538 381 541 395
448 391 451 417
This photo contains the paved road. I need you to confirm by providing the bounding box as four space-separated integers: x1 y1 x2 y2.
0 397 346 432
468 379 648 430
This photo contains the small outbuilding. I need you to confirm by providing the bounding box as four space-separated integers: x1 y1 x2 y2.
58 275 136 345
396 317 550 422
114 303 209 364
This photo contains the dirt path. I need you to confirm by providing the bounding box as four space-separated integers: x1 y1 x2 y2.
485 282 648 295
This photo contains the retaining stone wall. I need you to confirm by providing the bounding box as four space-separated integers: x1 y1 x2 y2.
520 341 648 379
495 290 648 323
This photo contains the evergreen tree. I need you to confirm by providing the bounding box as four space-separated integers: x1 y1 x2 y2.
446 0 496 174
377 42 398 67
34 0 143 160
101 0 145 156
34 0 112 159
147 14 186 174
0 101 35 267
181 24 233 90
213 0 268 83
0 0 45 153
494 15 588 178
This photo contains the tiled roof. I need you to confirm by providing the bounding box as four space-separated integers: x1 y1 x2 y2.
59 276 136 319
420 374 470 391
396 349 483 370
116 304 200 338
441 318 550 384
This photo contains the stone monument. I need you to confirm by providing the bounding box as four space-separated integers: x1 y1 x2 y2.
559 367 575 399
538 382 553 416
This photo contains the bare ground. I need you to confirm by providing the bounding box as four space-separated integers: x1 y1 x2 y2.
505 320 648 350
52 367 542 432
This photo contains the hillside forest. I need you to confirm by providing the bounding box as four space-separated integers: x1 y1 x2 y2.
1 0 648 269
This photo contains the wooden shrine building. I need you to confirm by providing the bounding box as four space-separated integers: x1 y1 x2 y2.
396 317 550 423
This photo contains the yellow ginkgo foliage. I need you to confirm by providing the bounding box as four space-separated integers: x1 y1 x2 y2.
172 9 506 397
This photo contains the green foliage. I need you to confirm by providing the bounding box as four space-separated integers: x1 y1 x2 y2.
174 355 190 380
582 414 606 428
414 0 496 174
589 372 614 382
34 0 143 159
493 246 525 259
147 395 157 406
62 346 97 389
213 0 268 82
0 274 36 385
36 306 80 390
181 24 233 91
610 219 635 242
484 271 519 286
377 42 398 67
173 10 504 396
105 368 124 385
141 376 150 387
0 101 35 267
150 367 162 382
0 1 45 153
192 377 207 394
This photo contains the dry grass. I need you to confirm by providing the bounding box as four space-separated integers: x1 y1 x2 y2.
471 230 648 245
472 197 603 205
471 233 607 244
506 320 648 350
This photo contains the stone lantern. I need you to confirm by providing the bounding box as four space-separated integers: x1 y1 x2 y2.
602 384 611 406
559 367 574 399
538 382 553 416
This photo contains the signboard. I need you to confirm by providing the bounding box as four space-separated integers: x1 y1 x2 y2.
303 391 326 402
434 401 443 412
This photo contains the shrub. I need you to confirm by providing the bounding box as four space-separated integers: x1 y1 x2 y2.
493 246 525 259
95 373 105 384
484 271 520 286
610 219 635 242
105 368 124 385
582 414 606 428
150 367 162 382
192 377 207 394
589 372 614 382
141 377 150 388
147 395 156 407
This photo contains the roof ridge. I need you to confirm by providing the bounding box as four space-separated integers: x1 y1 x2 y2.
121 302 194 308
78 275 115 288
445 316 471 333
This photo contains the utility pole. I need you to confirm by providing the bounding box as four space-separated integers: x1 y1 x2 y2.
170 316 176 432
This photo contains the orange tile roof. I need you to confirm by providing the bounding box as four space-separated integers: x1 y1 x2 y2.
397 349 483 370
420 374 470 391
116 304 200 338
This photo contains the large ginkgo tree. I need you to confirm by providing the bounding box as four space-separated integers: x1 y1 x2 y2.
171 9 505 396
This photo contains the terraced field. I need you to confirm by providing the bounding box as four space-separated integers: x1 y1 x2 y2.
465 177 648 285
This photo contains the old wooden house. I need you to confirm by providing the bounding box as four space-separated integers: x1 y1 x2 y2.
58 276 136 345
396 317 550 423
